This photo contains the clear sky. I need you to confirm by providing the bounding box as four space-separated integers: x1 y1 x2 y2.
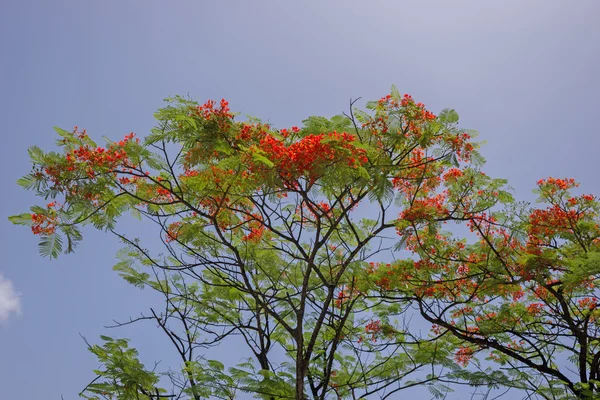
1 1 599 399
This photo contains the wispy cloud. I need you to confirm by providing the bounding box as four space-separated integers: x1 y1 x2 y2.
0 273 21 322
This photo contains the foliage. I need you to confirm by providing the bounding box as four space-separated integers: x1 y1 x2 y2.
382 172 600 399
12 87 597 399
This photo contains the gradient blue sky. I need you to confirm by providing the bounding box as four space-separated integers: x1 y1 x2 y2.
1 1 599 398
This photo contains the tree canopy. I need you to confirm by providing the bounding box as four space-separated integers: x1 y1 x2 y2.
11 87 600 399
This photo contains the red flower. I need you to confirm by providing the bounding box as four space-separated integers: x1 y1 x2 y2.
454 347 474 367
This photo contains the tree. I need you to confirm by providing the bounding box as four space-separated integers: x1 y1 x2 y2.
12 87 516 399
377 171 600 399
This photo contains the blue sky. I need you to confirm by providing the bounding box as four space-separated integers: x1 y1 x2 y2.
1 1 599 398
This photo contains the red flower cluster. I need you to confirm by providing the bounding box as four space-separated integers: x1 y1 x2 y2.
568 195 595 206
450 306 473 318
72 126 88 139
278 126 300 138
454 346 474 367
442 168 464 182
365 320 382 342
296 201 334 223
58 133 137 180
194 99 233 121
182 169 199 177
154 186 174 202
165 221 182 243
366 261 396 290
241 213 265 242
466 213 497 233
577 297 598 310
400 193 449 223
256 131 368 183
536 177 578 191
392 149 442 197
526 303 545 315
31 213 57 235
446 133 474 162
234 123 263 142
335 286 362 308
512 289 525 301
377 93 436 120
31 202 59 235
365 93 436 137
528 205 581 240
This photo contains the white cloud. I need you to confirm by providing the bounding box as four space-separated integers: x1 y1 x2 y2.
0 273 21 322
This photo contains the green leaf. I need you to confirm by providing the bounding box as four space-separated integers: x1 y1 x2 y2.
450 153 459 167
130 208 142 221
438 109 459 124
497 190 513 203
252 152 274 167
207 359 225 371
145 152 167 170
353 109 371 125
8 213 32 226
17 173 39 190
390 84 401 101
368 177 394 203
39 233 62 259
27 146 45 164
113 261 149 289
53 126 78 145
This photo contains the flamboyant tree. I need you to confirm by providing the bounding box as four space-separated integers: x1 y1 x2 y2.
12 87 523 399
371 172 600 399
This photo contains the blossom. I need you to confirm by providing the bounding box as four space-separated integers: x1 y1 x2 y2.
454 347 474 367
